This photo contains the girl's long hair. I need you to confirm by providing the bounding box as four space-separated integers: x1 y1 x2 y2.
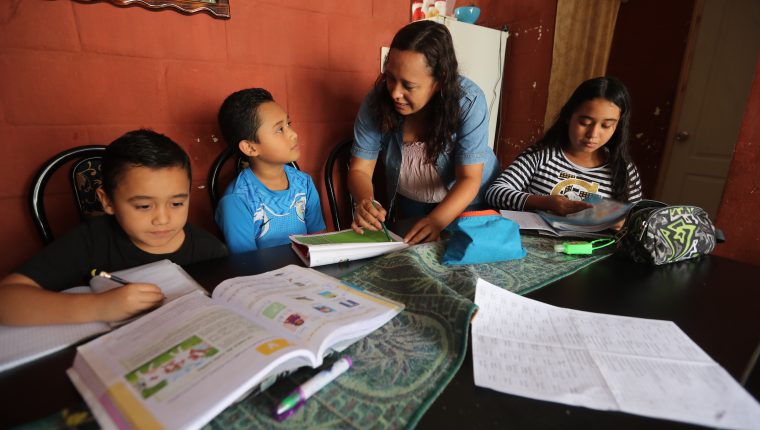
536 77 634 201
369 20 462 163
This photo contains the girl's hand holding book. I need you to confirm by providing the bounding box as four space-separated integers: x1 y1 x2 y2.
545 195 593 216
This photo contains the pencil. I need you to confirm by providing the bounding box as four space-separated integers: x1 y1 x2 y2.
371 200 392 241
91 269 131 285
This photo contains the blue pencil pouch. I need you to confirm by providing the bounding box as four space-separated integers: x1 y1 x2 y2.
442 210 526 265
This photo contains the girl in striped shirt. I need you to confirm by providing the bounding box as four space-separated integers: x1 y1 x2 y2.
486 77 642 218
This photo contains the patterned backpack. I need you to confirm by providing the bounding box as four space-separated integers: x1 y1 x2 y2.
618 200 717 265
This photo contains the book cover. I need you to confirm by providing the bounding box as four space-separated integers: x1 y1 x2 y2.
290 229 409 267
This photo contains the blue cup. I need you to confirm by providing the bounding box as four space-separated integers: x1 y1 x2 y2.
454 6 480 24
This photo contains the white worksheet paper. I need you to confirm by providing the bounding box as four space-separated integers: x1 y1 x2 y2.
472 279 760 430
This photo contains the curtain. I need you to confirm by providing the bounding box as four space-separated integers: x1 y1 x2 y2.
544 0 621 130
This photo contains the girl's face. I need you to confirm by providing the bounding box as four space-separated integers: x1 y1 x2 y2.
384 49 439 116
567 98 621 156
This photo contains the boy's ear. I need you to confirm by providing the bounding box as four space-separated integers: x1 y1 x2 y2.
96 188 115 215
238 140 259 158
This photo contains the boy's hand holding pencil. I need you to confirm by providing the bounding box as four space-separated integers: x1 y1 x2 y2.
91 270 165 323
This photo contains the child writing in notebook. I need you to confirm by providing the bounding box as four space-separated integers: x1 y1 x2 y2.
349 20 500 245
485 76 642 218
216 88 325 253
0 129 228 326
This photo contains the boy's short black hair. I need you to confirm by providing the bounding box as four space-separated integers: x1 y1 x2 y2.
217 88 274 154
102 129 191 197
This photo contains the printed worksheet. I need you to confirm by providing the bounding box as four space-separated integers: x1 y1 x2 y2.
472 279 760 430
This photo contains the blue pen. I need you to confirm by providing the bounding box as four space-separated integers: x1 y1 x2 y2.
274 356 353 421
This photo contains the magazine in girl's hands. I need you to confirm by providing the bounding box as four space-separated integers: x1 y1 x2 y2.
538 197 633 232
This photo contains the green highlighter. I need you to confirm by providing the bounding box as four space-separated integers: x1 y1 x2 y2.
554 238 616 255
371 200 392 241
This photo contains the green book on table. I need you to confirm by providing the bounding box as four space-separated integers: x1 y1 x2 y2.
290 228 408 267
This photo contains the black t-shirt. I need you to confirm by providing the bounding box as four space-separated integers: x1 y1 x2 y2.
17 216 228 291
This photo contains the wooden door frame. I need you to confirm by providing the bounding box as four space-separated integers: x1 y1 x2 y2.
653 0 706 199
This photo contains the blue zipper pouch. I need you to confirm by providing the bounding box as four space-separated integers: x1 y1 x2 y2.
442 210 526 265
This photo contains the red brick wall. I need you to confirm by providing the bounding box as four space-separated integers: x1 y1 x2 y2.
0 0 407 275
713 57 760 267
473 0 557 165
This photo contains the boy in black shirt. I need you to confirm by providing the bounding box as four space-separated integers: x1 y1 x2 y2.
0 130 228 325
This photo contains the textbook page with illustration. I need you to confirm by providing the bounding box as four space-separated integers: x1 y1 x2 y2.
0 260 200 373
472 278 760 430
290 228 409 267
67 265 404 430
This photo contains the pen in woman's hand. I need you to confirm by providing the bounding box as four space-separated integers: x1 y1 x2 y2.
371 200 392 241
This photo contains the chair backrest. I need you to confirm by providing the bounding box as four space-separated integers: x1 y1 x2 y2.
324 139 354 231
324 139 396 231
29 145 108 245
208 146 299 209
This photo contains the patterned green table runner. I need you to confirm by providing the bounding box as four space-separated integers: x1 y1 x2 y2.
204 235 610 430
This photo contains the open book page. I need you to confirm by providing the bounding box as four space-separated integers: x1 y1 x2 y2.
472 279 760 430
211 265 404 360
538 198 632 232
0 287 110 373
290 229 409 267
71 291 313 430
499 210 610 239
89 259 206 301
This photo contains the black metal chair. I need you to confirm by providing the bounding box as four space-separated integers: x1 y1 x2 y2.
324 138 354 230
208 146 299 209
29 145 108 245
323 138 395 231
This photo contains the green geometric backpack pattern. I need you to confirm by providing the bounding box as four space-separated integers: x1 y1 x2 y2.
619 200 717 265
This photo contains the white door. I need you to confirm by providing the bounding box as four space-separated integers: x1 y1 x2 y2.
655 0 760 219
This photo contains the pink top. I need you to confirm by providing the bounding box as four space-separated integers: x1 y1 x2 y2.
398 141 448 203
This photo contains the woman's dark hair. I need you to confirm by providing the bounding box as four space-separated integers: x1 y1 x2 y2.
218 88 274 155
537 76 634 201
370 20 462 163
102 129 191 197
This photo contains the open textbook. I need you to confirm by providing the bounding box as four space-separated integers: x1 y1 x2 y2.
67 265 404 430
290 228 408 267
472 279 760 430
538 197 632 232
500 210 611 239
0 260 203 373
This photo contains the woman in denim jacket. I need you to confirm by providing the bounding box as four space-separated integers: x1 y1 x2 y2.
349 20 499 244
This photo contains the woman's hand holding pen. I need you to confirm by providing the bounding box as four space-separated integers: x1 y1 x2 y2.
351 198 387 234
95 283 164 322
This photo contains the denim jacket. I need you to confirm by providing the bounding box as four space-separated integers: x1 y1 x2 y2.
352 76 499 213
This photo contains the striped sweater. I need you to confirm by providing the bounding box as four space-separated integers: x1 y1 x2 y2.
485 146 642 210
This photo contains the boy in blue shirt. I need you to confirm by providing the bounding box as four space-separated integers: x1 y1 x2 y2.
216 88 325 253
0 130 228 325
